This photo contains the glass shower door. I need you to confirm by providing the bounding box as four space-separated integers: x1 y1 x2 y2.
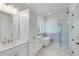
58 18 69 49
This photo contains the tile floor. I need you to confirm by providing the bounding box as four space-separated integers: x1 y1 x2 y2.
37 42 70 56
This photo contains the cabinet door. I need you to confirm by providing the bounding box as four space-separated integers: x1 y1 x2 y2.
8 52 19 56
19 47 27 56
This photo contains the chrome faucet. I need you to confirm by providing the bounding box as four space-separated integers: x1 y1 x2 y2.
7 39 13 43
1 38 7 45
1 38 13 45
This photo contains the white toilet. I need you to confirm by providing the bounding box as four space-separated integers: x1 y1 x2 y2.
42 37 51 47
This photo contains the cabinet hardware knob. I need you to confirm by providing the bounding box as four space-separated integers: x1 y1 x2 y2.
72 51 74 54
76 43 79 45
72 39 74 41
72 13 74 16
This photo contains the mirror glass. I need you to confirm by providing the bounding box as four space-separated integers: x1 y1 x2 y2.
0 11 20 43
0 12 12 42
0 8 29 44
11 15 20 41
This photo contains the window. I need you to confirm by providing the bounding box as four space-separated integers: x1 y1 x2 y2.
37 16 45 33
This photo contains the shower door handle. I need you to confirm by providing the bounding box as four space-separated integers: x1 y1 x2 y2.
76 43 79 45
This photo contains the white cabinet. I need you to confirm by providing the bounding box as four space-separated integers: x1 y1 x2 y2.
18 46 28 56
9 47 27 56
0 42 28 56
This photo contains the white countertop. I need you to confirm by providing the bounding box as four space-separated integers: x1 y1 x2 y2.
0 40 28 53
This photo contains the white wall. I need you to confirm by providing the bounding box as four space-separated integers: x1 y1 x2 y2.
42 16 59 42
28 9 37 55
45 16 59 33
29 9 37 41
19 9 29 41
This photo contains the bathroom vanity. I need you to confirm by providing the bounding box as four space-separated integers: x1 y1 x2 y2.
0 40 28 56
0 7 30 56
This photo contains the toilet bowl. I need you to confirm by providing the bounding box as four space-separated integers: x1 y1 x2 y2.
42 37 51 47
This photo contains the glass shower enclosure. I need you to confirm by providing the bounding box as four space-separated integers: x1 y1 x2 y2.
58 15 69 49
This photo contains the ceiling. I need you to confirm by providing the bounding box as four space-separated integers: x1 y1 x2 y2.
6 3 28 11
27 3 69 16
6 3 69 16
